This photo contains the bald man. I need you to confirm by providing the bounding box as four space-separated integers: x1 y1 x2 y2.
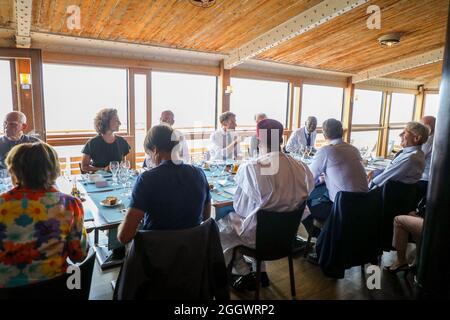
1 111 40 169
144 110 190 167
418 115 436 195
286 116 318 153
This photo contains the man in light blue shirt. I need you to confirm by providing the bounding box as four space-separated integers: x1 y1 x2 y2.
304 119 368 238
417 116 435 196
369 122 429 189
285 116 317 153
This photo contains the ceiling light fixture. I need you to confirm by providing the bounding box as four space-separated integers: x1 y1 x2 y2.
378 33 401 47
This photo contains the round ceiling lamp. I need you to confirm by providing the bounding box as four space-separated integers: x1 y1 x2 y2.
189 0 216 8
378 33 401 47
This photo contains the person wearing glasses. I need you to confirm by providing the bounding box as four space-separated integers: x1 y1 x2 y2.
0 111 40 170
81 108 131 173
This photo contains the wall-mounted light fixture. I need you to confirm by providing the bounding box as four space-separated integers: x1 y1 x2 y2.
19 73 31 89
225 85 233 95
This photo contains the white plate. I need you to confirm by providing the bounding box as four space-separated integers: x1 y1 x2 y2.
100 199 123 207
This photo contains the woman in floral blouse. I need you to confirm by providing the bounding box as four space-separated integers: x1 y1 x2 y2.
0 142 86 288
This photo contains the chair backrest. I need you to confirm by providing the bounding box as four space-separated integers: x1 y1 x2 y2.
254 202 306 261
316 189 383 278
381 180 421 250
114 218 229 300
0 249 95 300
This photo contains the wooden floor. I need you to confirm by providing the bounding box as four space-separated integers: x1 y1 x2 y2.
89 240 418 300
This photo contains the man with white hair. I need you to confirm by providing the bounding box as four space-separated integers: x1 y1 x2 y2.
369 121 429 189
0 111 40 169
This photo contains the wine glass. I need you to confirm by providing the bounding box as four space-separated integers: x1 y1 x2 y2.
110 161 120 186
121 160 131 170
0 169 10 193
118 168 129 196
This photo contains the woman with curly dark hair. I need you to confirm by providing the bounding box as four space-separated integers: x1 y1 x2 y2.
81 108 131 172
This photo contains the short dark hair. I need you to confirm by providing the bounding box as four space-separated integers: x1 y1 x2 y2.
6 142 60 190
144 124 179 153
94 108 118 134
322 118 343 140
219 111 236 124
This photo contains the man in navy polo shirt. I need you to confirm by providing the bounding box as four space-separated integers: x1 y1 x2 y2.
118 124 211 243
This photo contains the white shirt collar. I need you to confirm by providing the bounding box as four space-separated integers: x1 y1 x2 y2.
403 145 421 153
329 138 343 146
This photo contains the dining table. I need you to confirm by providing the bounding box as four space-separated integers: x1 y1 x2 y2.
55 154 391 270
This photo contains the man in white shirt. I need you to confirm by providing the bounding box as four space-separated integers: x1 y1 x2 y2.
418 116 435 196
144 110 190 168
248 112 267 157
305 118 368 238
369 122 429 189
285 116 317 153
209 111 241 160
218 119 314 292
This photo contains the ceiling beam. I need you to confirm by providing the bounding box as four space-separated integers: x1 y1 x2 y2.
224 0 368 69
14 0 33 48
352 47 445 83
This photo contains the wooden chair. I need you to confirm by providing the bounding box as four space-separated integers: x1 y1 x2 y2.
228 202 306 300
0 249 95 300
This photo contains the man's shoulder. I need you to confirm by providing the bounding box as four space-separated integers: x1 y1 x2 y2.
23 134 40 142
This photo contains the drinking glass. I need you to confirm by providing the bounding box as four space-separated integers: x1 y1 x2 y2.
110 161 120 186
118 168 129 196
121 160 131 170
0 169 10 192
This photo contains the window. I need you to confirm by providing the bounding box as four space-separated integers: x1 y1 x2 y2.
301 84 343 126
352 90 382 125
0 59 14 122
230 77 289 130
43 64 128 134
424 93 440 117
387 128 403 154
389 93 415 124
350 130 379 155
151 71 217 132
134 74 147 154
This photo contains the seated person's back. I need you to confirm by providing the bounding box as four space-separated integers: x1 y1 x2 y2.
313 141 368 200
118 124 211 244
0 143 86 288
131 161 210 230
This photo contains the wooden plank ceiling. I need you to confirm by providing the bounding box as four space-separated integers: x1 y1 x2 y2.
257 0 448 77
0 0 447 83
30 0 322 53
387 61 443 83
0 0 12 27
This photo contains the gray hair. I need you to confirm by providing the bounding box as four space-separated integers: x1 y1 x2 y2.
322 118 343 140
219 111 236 124
406 121 429 145
254 113 267 121
5 111 27 124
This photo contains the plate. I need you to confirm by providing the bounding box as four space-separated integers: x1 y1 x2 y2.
99 199 123 207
